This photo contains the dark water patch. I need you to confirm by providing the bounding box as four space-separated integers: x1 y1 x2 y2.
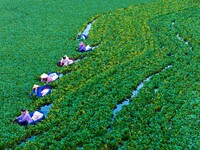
66 71 72 75
74 59 81 63
117 144 121 150
176 34 192 49
19 136 35 146
172 20 175 29
40 103 53 117
74 56 87 63
154 88 158 93
167 53 172 56
168 122 172 130
174 21 192 50
92 44 100 50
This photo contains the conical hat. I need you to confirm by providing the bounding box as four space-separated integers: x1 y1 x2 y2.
32 84 39 89
40 73 48 78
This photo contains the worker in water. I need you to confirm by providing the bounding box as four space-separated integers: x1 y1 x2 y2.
61 55 74 66
30 84 51 97
14 108 33 126
40 73 52 83
76 32 88 41
78 42 92 52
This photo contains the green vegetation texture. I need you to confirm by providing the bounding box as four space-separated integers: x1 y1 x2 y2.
0 0 199 149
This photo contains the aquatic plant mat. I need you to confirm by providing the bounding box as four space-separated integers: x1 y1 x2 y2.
0 0 199 149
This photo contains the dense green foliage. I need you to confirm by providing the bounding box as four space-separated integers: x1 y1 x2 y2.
0 0 144 148
0 0 199 149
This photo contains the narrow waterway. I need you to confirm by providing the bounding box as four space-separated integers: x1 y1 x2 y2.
110 65 172 150
173 21 192 50
40 103 53 117
112 65 172 120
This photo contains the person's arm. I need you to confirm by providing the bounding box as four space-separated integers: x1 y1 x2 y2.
19 113 29 122
78 45 86 52
29 89 35 97
16 114 23 120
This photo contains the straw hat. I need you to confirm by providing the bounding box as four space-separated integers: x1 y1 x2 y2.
40 73 48 78
32 84 39 89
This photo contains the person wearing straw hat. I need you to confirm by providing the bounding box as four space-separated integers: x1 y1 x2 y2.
41 72 60 83
30 84 51 97
30 84 40 97
78 42 92 52
40 73 52 83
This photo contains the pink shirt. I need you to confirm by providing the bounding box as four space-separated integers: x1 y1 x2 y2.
61 57 73 66
46 76 52 83
41 76 52 83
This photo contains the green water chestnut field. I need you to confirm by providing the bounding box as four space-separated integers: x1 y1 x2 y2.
0 0 199 149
